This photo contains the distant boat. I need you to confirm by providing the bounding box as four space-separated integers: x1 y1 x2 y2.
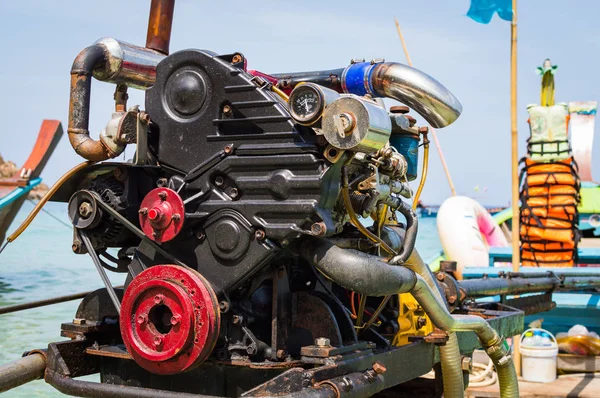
0 120 63 242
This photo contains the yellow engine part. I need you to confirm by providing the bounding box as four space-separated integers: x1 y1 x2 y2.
392 292 434 346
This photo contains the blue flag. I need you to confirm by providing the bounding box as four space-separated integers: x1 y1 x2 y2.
467 0 513 24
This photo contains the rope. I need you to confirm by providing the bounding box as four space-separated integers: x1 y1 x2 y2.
26 199 72 229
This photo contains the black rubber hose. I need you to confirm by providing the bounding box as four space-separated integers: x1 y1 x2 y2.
389 200 418 265
300 238 417 296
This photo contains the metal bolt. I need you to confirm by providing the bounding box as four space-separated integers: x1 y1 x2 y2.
461 356 473 372
436 273 445 281
229 188 239 198
214 176 224 186
113 167 127 181
276 349 286 360
340 376 353 392
372 362 387 375
137 314 148 325
416 316 427 329
219 301 230 313
139 112 151 123
315 337 330 347
170 314 181 325
71 243 80 253
311 222 327 237
419 126 429 134
224 144 234 154
78 202 93 218
153 336 164 346
254 229 266 240
154 294 165 305
73 318 86 325
171 213 181 222
152 231 158 238
223 104 232 116
389 105 409 114
158 191 167 200
138 207 148 215
447 295 457 305
232 315 242 324
156 178 168 187
232 54 243 64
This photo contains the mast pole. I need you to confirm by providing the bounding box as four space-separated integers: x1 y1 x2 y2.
395 18 457 197
510 0 521 375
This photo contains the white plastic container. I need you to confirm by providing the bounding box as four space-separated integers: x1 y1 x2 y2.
520 328 559 383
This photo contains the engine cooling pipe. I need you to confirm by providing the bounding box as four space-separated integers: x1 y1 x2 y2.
300 238 417 296
404 249 464 398
68 38 165 161
303 237 518 398
0 352 46 393
271 61 462 128
388 201 418 265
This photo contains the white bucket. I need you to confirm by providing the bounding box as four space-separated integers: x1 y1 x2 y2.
520 328 559 383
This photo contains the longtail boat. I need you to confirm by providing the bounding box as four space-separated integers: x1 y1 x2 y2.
0 120 63 242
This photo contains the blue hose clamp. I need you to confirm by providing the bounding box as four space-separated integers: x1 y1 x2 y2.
341 62 377 97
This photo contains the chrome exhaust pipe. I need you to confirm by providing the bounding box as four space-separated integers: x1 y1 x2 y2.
272 61 462 128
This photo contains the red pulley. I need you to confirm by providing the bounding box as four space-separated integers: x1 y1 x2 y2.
139 187 185 242
120 265 220 375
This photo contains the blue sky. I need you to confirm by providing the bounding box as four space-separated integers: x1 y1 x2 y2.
1 0 598 206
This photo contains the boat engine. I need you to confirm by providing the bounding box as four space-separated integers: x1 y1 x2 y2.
5 1 525 397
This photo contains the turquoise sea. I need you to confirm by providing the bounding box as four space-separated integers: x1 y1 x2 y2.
0 202 441 397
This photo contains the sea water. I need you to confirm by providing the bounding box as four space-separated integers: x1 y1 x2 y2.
0 202 441 397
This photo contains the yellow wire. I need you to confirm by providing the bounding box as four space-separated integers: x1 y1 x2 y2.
271 85 289 102
7 161 94 243
341 169 396 256
412 136 430 211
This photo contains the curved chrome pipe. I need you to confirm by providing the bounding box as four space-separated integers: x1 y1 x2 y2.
271 61 462 128
68 38 165 161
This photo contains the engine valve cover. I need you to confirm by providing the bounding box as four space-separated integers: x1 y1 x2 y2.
120 264 220 374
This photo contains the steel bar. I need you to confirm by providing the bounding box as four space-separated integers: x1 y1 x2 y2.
0 353 46 393
0 287 121 316
79 231 121 313
458 276 558 298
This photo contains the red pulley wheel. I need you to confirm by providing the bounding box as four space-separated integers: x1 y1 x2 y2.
139 187 184 243
120 265 220 375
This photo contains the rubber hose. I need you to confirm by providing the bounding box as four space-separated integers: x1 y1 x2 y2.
389 201 418 265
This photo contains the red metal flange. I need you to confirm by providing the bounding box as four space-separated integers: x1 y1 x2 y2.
120 264 220 375
139 187 184 243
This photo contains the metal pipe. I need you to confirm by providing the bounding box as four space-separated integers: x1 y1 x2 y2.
0 286 121 315
68 38 164 161
403 249 464 397
411 276 519 398
300 238 417 296
272 61 462 128
146 0 175 55
458 276 558 298
45 368 380 398
0 353 46 393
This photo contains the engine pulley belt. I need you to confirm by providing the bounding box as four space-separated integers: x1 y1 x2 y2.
79 230 121 313
83 190 186 267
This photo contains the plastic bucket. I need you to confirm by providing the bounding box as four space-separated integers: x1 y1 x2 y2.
520 328 559 383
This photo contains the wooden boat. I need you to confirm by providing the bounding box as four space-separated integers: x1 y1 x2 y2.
0 120 63 242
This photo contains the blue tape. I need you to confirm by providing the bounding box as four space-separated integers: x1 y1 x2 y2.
342 62 374 97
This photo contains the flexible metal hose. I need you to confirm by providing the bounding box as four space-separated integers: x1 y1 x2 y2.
411 276 519 398
404 250 464 397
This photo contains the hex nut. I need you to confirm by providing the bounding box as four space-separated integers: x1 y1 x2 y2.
314 337 330 347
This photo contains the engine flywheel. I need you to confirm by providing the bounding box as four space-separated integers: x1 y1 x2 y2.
120 264 220 374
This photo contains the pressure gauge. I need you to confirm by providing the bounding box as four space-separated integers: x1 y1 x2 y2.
288 83 340 126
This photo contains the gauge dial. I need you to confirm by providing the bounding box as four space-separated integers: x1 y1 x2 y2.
289 84 325 125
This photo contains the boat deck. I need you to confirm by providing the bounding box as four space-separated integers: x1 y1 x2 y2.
466 374 600 397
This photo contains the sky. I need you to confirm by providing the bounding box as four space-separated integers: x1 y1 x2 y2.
1 0 599 206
